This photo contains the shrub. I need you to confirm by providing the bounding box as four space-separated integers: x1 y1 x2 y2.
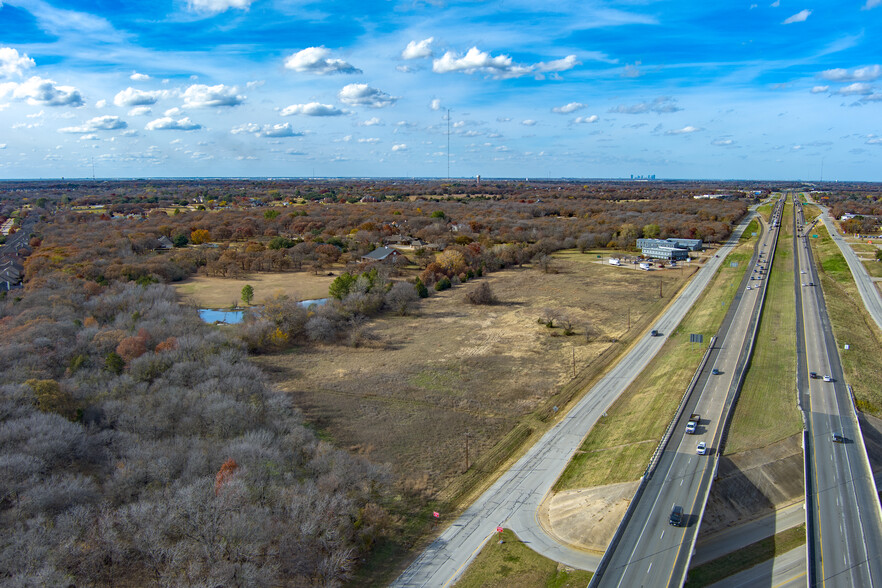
465 282 497 305
434 276 451 291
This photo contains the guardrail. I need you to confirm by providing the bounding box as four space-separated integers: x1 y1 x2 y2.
590 211 777 588
679 208 781 586
587 337 717 587
846 385 882 528
804 429 815 588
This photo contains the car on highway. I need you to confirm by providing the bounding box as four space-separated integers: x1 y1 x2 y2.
651 329 660 337
832 433 846 443
712 368 722 375
669 505 684 527
823 375 832 382
810 371 818 379
696 442 707 455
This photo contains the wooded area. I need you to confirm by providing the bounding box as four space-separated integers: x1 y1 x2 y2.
0 178 792 585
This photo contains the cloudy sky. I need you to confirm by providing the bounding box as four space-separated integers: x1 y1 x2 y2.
0 0 880 180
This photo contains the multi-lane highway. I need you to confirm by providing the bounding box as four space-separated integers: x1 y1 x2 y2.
393 213 760 588
795 199 882 587
590 200 783 587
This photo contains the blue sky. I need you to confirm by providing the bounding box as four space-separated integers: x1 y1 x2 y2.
0 0 880 180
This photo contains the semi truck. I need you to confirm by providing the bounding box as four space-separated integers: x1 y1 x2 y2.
685 413 700 434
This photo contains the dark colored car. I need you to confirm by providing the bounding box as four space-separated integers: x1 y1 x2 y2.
712 368 722 375
832 433 846 443
669 505 684 526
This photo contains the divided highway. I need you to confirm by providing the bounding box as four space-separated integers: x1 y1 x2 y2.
393 213 760 588
590 200 783 587
795 199 882 587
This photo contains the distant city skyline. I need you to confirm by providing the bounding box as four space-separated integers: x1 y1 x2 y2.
0 0 880 180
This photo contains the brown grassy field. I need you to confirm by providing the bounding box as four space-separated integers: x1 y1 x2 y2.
253 253 698 497
174 272 334 308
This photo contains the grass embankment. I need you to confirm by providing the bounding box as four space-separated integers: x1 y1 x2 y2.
684 524 806 587
454 529 593 588
756 204 773 223
554 233 757 489
725 202 802 454
810 225 882 416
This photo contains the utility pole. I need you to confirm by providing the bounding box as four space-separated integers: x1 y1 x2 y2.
447 108 451 180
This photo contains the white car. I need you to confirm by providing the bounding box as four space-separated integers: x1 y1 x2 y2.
696 442 707 455
823 375 832 382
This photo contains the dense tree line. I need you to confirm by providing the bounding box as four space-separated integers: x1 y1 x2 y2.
0 276 394 585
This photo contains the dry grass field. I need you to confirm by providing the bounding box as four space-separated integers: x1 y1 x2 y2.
253 252 698 498
174 272 334 308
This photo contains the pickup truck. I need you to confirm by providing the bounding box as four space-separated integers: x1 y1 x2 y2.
685 413 700 434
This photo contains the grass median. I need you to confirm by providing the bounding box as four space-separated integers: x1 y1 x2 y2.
684 524 806 587
454 529 593 588
810 225 882 416
725 201 802 454
554 234 757 490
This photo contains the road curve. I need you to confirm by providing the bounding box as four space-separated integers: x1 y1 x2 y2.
392 213 758 587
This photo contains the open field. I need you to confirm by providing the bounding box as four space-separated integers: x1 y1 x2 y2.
810 225 882 416
454 529 593 588
684 524 806 588
725 202 802 454
174 271 334 307
553 235 756 490
862 259 882 279
256 253 695 492
252 251 698 583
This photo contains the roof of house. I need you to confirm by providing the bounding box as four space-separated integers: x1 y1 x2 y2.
156 235 174 249
362 246 399 261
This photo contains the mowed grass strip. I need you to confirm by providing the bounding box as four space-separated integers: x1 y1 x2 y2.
554 237 757 489
726 201 802 454
454 529 593 588
811 225 882 416
684 524 806 588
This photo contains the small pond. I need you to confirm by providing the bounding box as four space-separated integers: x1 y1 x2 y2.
198 298 329 324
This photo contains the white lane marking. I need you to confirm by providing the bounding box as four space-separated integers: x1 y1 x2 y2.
647 562 653 574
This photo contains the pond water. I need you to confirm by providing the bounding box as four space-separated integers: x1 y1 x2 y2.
198 309 245 324
198 298 329 324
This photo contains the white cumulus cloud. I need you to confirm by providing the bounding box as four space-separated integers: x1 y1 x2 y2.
552 102 585 114
391 143 407 151
338 83 398 108
433 47 579 79
59 115 127 133
361 117 382 126
280 102 346 116
810 85 829 93
182 84 245 108
521 119 536 126
284 47 361 75
402 37 434 60
665 125 702 135
864 0 882 9
609 96 682 114
782 9 811 23
231 122 302 137
430 98 441 111
573 115 599 123
114 87 168 107
128 106 152 116
836 82 874 95
820 65 882 82
145 116 202 131
188 0 253 14
0 47 35 78
130 72 150 81
0 76 84 107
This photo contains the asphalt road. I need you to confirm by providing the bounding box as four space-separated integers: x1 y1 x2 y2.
592 202 782 588
706 546 807 588
796 200 882 587
803 195 882 333
392 214 760 588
